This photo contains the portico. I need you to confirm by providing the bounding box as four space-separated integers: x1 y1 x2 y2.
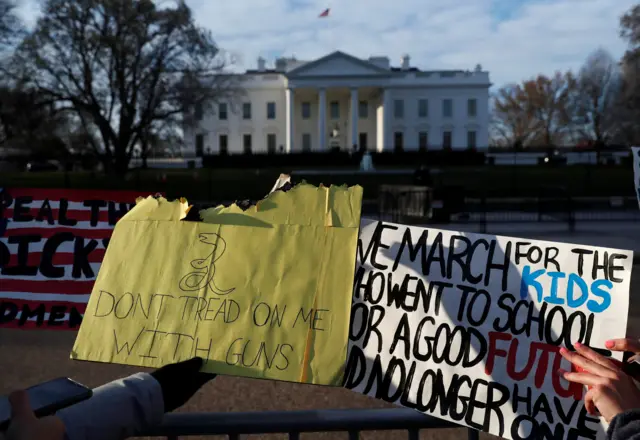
284 86 387 152
283 51 397 153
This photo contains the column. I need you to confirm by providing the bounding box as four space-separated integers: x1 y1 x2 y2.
317 88 326 151
383 88 392 151
285 88 294 153
377 88 391 152
350 88 358 150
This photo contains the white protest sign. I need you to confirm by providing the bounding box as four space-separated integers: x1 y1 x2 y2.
345 219 632 440
632 146 640 209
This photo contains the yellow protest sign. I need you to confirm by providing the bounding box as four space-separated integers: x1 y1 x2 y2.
71 183 363 385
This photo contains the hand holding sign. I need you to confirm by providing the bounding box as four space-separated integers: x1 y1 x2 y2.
150 357 216 412
558 343 640 421
606 338 640 363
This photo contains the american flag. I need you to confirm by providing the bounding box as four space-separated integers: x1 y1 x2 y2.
0 187 151 330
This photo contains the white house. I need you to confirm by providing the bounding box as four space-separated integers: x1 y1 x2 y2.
183 51 491 156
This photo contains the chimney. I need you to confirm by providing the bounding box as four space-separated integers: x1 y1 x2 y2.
257 56 266 71
275 58 287 71
401 54 410 70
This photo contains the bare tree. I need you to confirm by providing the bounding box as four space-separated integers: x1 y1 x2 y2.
0 85 71 155
0 0 23 50
521 72 575 146
492 73 575 148
11 0 240 174
136 121 183 168
491 84 541 148
621 4 640 47
614 4 640 144
571 49 619 146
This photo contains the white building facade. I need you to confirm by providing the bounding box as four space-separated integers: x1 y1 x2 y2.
184 51 491 156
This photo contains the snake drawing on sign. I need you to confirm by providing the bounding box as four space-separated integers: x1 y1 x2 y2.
179 233 235 295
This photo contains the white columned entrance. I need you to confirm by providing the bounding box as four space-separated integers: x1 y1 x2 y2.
377 88 391 151
285 88 295 153
317 88 326 151
350 88 358 150
383 88 392 150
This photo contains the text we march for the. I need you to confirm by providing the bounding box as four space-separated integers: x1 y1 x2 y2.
344 219 632 440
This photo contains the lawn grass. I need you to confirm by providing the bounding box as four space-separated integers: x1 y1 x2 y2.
0 165 633 202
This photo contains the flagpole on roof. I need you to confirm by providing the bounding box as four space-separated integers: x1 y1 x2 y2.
330 5 335 52
318 6 334 52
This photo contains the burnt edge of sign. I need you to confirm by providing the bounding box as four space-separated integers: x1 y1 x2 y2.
183 179 359 222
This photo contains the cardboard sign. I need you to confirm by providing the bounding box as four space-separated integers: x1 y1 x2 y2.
345 219 632 439
0 188 150 329
72 184 363 385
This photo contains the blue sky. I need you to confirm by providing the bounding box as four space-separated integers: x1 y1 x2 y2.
16 0 635 88
491 0 528 23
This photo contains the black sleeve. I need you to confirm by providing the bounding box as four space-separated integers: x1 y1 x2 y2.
608 410 640 440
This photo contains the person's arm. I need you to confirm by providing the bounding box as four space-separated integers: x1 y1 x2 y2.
608 410 640 440
56 373 164 440
55 357 215 440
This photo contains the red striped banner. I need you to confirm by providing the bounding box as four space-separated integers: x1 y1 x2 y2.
4 208 113 223
4 227 115 239
0 187 154 330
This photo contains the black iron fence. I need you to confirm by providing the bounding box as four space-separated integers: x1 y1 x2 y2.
139 408 480 440
2 144 632 171
377 188 640 233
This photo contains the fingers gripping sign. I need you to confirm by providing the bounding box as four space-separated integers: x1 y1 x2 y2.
606 338 640 352
606 338 640 363
557 342 640 422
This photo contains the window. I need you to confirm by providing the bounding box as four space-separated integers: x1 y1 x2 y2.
359 101 368 119
302 133 311 152
301 102 311 119
267 102 276 119
394 131 404 151
442 131 452 149
242 102 252 120
419 132 428 151
393 99 404 118
219 134 228 154
218 103 228 120
467 99 477 117
418 99 428 118
267 133 276 153
195 133 204 157
243 134 252 154
467 130 477 149
194 102 203 121
442 99 453 118
330 101 340 119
